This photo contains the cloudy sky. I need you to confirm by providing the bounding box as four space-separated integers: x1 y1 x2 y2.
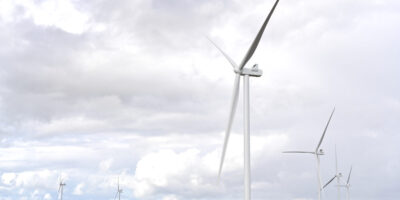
0 0 399 199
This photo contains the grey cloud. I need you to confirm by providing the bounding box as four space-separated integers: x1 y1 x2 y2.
0 0 400 199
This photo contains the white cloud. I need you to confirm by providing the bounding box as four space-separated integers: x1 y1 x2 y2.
0 0 16 22
1 173 16 186
0 0 399 199
16 0 90 34
11 170 58 189
162 194 179 200
73 182 84 195
99 159 113 172
43 193 52 200
30 189 40 199
132 149 201 197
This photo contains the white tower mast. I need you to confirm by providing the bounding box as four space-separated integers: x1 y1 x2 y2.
114 177 123 200
322 145 343 200
209 1 280 200
58 179 66 200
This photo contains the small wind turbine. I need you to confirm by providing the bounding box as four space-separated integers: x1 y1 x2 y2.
114 177 123 200
337 166 352 200
283 108 335 200
322 145 343 200
58 179 66 200
208 0 280 200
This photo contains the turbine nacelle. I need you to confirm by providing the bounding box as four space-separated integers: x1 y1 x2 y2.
316 149 325 155
239 64 263 77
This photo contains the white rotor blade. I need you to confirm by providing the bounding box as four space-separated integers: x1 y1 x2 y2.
323 175 337 189
58 179 63 193
114 190 118 200
207 37 239 70
347 166 352 184
315 107 335 152
238 0 280 70
218 74 241 179
335 144 338 174
282 151 314 154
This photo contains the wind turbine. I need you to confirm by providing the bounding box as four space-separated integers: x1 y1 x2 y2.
58 179 66 200
114 177 123 200
283 108 335 200
322 145 343 200
208 0 281 200
338 166 352 200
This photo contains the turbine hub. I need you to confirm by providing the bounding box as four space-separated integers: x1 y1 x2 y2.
252 64 259 71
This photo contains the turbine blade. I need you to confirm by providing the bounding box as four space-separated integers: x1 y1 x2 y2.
207 37 239 70
238 0 280 70
58 178 62 193
282 151 314 154
347 166 352 184
114 190 118 200
218 74 241 179
323 175 336 189
335 144 338 174
315 107 335 152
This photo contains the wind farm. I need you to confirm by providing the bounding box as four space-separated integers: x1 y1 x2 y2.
1 0 399 199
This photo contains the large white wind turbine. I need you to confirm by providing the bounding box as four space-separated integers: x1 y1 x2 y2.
283 108 335 200
322 145 343 200
208 0 280 200
58 179 66 200
114 177 123 200
338 166 352 200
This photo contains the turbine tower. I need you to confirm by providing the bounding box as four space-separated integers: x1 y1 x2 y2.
58 179 66 200
338 166 352 200
208 1 280 200
322 145 343 200
114 177 123 200
283 108 335 200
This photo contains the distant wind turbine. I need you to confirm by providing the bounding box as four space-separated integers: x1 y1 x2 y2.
322 145 343 200
283 108 335 200
58 179 66 200
208 0 281 200
337 166 352 200
114 177 123 200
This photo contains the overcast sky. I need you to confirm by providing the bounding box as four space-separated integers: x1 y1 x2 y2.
0 0 399 199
